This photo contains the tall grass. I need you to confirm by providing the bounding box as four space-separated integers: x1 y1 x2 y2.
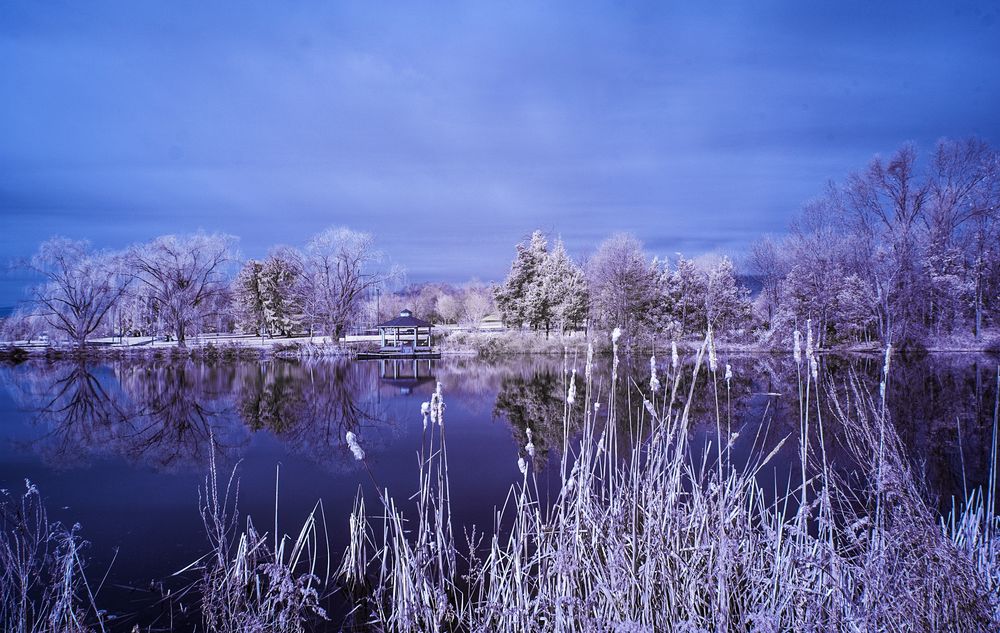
0 481 105 633
195 453 330 633
341 331 1000 632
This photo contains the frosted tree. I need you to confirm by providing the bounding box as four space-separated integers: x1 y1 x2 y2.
28 237 130 347
670 255 707 337
435 293 462 324
297 227 397 339
748 235 790 327
703 256 753 337
462 286 495 327
587 232 659 338
536 238 589 335
494 231 548 327
129 232 237 346
831 274 878 343
233 259 267 335
260 251 302 336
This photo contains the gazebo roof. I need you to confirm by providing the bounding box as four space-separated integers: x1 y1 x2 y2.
377 309 433 329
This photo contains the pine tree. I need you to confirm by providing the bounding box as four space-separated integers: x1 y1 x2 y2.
233 260 267 335
494 231 549 328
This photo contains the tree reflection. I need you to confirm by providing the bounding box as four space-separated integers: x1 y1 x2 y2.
1 361 248 470
235 360 389 468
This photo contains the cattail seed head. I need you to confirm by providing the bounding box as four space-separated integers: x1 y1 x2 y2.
793 330 802 364
346 431 365 461
671 341 679 370
649 355 660 392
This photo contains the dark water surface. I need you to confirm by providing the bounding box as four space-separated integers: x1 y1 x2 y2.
0 352 997 630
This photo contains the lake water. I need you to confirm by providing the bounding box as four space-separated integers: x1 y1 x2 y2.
1 352 998 630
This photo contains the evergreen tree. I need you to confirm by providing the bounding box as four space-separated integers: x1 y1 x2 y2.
233 259 267 335
494 231 549 328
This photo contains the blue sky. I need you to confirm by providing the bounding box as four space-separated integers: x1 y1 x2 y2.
2 1 999 306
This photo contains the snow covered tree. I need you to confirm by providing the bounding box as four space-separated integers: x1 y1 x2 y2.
28 237 130 347
669 255 707 337
704 257 753 337
233 259 267 335
494 231 549 327
435 293 462 324
462 286 495 327
128 232 237 346
831 274 878 343
297 227 397 339
260 252 302 336
587 233 659 338
537 239 589 335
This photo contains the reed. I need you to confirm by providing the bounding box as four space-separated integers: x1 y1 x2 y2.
0 481 105 633
341 332 1000 632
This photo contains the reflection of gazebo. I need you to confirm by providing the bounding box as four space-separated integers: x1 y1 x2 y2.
378 358 436 395
375 309 434 355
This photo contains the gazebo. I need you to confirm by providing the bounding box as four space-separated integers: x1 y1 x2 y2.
376 309 434 354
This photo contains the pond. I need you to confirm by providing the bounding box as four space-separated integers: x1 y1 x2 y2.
0 352 997 630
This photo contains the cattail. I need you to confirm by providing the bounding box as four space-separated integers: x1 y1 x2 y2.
420 401 431 430
567 368 577 405
612 328 621 382
793 330 802 364
724 363 732 388
880 344 892 399
708 325 717 373
430 382 445 426
810 355 819 381
671 340 679 370
806 319 813 358
643 398 657 420
525 428 536 458
517 457 528 476
585 342 594 384
345 431 365 461
649 355 661 392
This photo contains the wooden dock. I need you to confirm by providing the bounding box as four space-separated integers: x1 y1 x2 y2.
356 350 441 360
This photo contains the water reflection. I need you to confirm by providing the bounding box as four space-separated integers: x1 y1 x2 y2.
0 353 996 504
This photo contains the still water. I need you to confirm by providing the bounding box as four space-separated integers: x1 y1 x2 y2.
0 352 997 629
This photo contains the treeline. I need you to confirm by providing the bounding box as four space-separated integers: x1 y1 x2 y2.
3 137 998 350
493 231 752 342
3 227 395 346
751 137 1000 347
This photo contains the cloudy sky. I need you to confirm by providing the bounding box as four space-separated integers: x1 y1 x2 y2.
2 0 999 306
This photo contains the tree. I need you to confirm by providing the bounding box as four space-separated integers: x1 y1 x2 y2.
297 227 396 339
260 251 303 336
539 239 589 334
494 231 548 327
704 257 753 337
669 255 707 337
587 233 659 338
748 235 790 327
28 237 130 347
233 260 266 335
435 293 462 324
462 286 494 327
129 232 237 346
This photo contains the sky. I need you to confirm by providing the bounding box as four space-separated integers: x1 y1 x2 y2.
2 0 999 307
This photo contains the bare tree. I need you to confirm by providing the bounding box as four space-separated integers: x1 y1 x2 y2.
748 235 789 326
296 227 399 340
27 237 130 347
128 232 237 346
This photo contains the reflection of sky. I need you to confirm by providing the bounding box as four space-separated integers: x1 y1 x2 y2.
2 1 999 305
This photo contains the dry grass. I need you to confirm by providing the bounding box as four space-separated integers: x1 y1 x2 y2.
340 334 1000 632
